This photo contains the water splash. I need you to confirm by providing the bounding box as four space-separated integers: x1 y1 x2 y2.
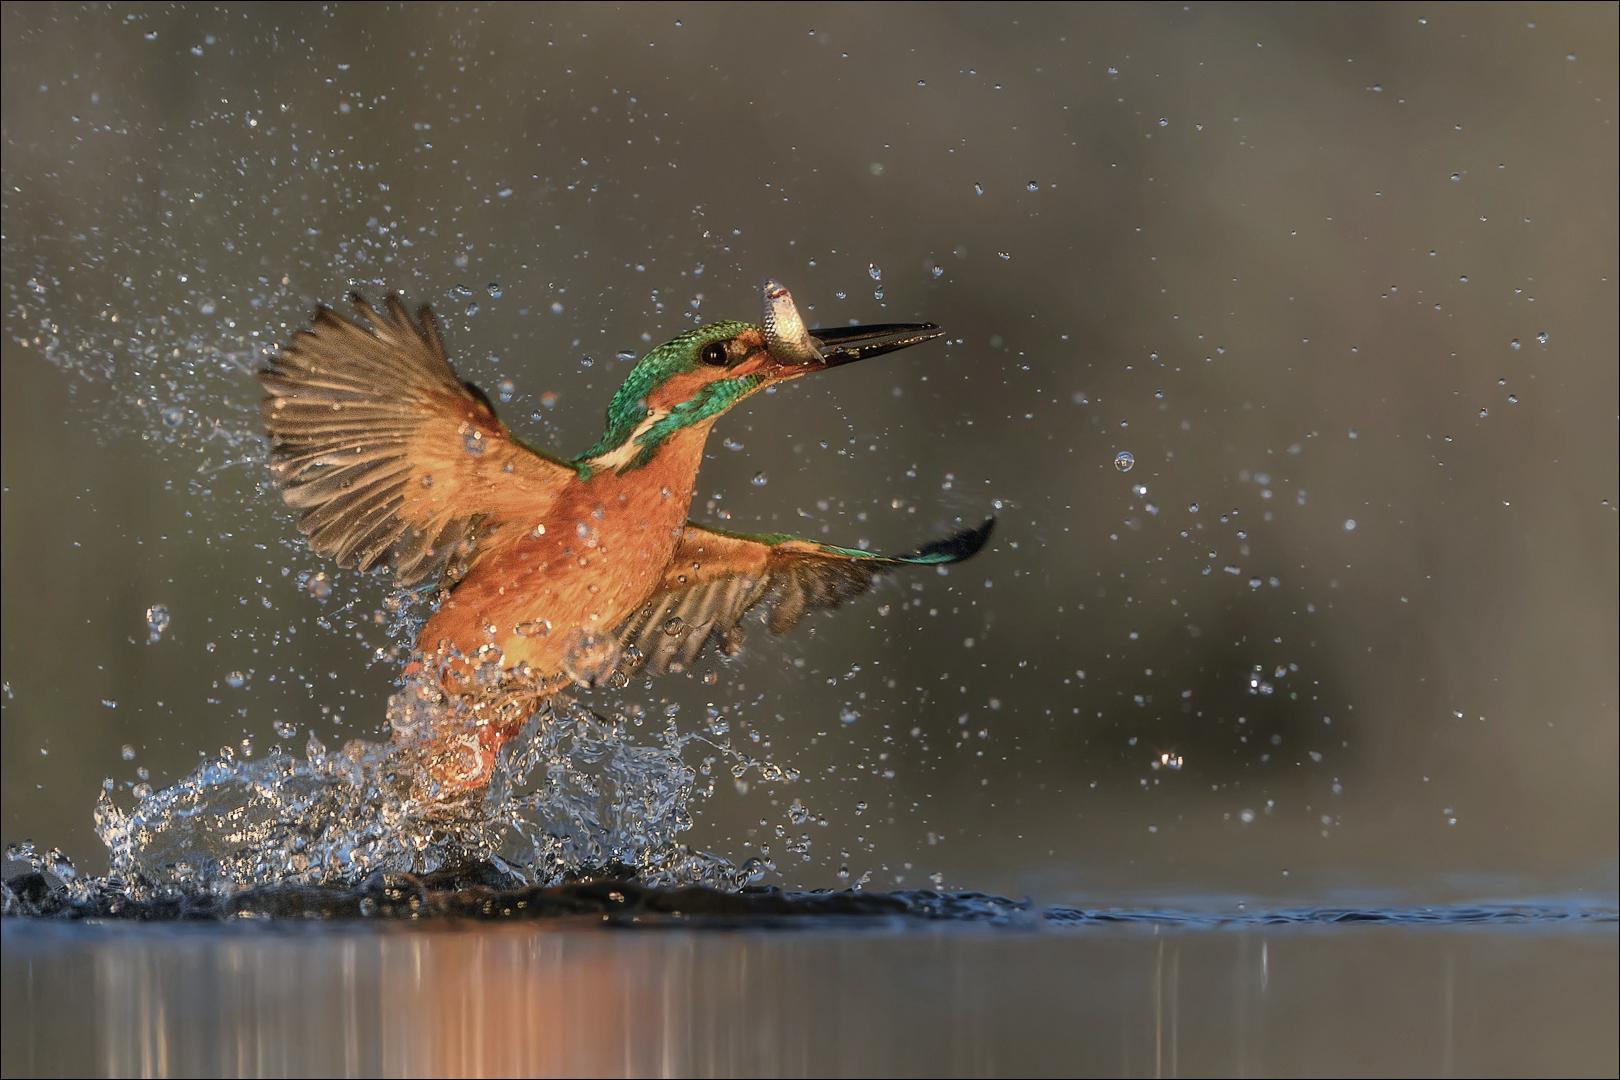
87 654 794 901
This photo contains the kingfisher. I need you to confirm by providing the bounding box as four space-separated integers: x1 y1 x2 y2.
259 280 992 796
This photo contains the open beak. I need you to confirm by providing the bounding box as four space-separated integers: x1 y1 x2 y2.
762 278 944 368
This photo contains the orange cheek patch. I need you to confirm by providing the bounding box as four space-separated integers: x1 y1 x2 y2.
647 370 712 412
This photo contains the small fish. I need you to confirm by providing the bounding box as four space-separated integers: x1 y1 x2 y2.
761 279 822 364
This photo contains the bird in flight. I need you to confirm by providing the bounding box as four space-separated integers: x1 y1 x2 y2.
259 280 992 796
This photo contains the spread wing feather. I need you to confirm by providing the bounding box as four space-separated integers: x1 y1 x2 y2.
259 293 572 585
618 518 995 675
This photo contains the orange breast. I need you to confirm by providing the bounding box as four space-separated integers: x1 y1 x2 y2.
417 422 712 683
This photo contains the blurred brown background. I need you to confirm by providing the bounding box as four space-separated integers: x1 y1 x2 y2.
3 3 1615 902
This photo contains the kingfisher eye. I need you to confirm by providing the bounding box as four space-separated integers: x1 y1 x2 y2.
699 342 728 366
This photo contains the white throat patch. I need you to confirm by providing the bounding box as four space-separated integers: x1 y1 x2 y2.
584 407 671 470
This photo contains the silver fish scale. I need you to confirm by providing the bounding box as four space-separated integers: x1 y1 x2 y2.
760 279 822 364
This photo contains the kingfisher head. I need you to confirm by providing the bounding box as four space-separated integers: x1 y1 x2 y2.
580 280 943 471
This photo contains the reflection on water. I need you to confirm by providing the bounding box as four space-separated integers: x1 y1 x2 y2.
4 920 1614 1078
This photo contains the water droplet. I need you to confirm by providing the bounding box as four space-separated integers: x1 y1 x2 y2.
1343 519 1357 531
1240 808 1256 823
973 182 984 195
868 263 882 281
551 301 565 314
1159 117 1169 127
1132 483 1148 496
145 604 170 641
46 849 76 882
1460 275 1468 282
419 474 434 488
1188 503 1199 513
931 265 943 278
1451 172 1461 182
1510 338 1521 350
916 79 926 88
839 707 860 724
514 620 551 638
307 573 332 600
616 349 637 362
1027 180 1039 192
487 282 502 298
1114 451 1135 472
752 472 768 486
226 671 246 688
161 406 184 428
273 720 297 739
1479 408 1488 418
561 627 622 689
1536 331 1548 344
121 744 137 761
497 378 515 402
462 428 486 455
740 856 766 880
662 617 686 636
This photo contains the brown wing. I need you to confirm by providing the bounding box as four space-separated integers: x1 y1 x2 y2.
259 293 574 584
617 518 995 675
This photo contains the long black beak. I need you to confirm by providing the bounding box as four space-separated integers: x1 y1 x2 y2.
810 323 946 367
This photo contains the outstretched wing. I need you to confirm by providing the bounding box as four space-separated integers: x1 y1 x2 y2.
617 518 995 675
259 294 574 585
